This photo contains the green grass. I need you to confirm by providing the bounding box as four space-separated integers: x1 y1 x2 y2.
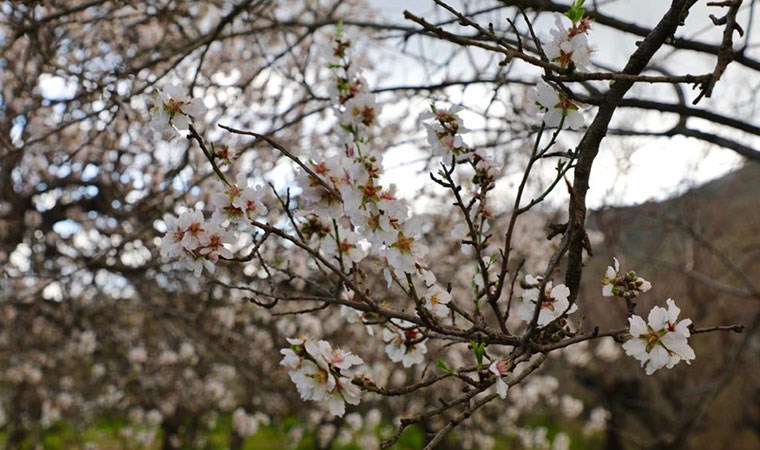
0 413 601 449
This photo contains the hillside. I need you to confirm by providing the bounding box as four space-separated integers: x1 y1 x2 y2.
575 162 760 449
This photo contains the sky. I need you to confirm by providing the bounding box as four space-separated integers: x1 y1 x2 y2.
365 0 755 209
30 0 755 212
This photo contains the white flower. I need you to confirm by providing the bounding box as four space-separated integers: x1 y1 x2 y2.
280 337 364 417
420 269 437 287
421 104 469 161
197 219 234 262
545 15 593 70
177 210 207 250
383 323 427 367
519 279 577 326
183 254 215 277
383 226 428 277
423 285 451 318
237 185 268 219
290 360 335 401
280 347 302 371
601 257 620 297
321 345 364 371
160 214 187 258
322 226 368 264
601 257 653 299
212 176 268 225
296 159 344 219
149 84 207 138
638 278 652 293
326 376 361 417
530 81 585 130
489 360 509 399
622 298 695 375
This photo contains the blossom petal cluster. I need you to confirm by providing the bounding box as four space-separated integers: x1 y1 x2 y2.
420 104 470 162
160 175 268 277
529 81 585 130
211 174 268 225
545 14 593 71
280 337 364 417
622 299 695 375
488 359 510 399
518 275 577 326
293 30 429 282
421 104 500 194
601 257 652 299
149 84 207 139
383 320 427 367
160 210 235 277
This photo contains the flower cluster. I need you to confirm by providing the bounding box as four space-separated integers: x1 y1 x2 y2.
160 210 234 277
280 337 364 417
421 104 470 162
383 320 427 367
518 275 577 327
526 7 593 130
622 299 695 375
294 30 430 282
211 174 269 225
160 174 268 276
327 29 380 145
601 257 652 299
545 13 593 71
601 259 696 374
148 84 207 139
421 103 501 200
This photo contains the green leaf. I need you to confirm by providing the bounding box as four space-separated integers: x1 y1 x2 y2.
470 341 486 370
565 0 586 23
436 359 457 375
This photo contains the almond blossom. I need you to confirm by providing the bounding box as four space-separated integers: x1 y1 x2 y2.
160 213 190 258
622 299 695 375
489 359 510 399
601 257 652 299
148 84 207 138
160 209 235 277
545 15 593 71
518 276 577 326
423 285 451 318
421 104 470 161
279 337 364 417
211 174 268 226
178 210 207 250
321 226 369 264
529 81 585 130
383 224 429 278
383 321 427 367
197 219 235 262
